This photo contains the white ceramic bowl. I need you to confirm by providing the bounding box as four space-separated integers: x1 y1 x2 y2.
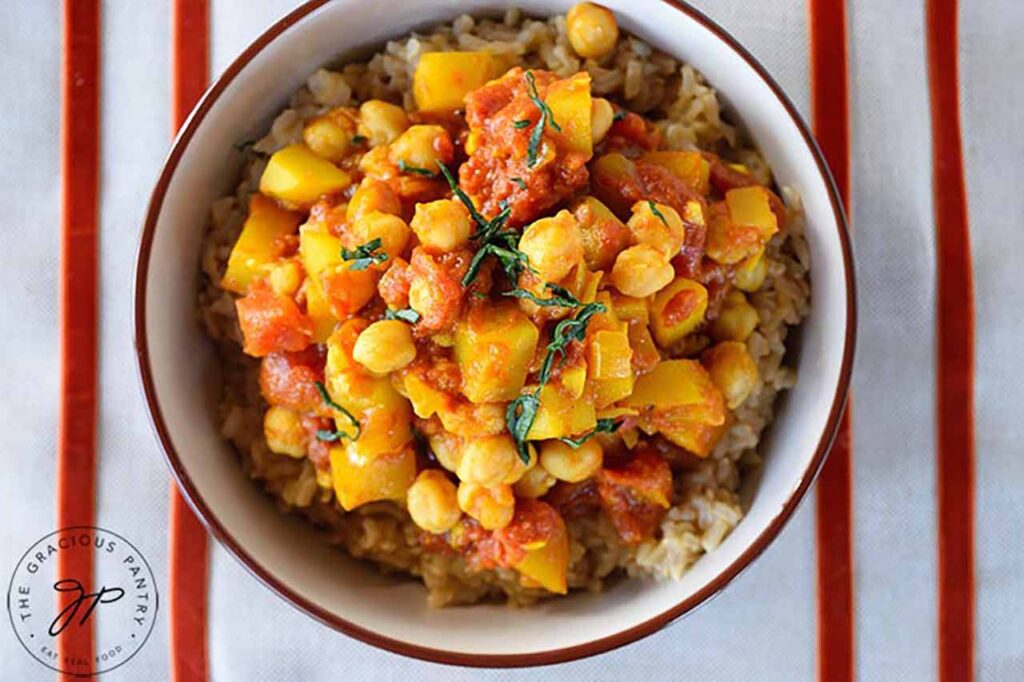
136 0 854 666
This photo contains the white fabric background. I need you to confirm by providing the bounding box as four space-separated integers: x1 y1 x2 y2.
1 1 1021 680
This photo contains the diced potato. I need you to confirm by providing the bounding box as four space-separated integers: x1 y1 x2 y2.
655 416 727 457
545 72 593 156
526 383 597 440
703 341 759 409
413 51 498 113
402 372 453 419
326 319 368 377
299 226 353 334
593 375 634 408
710 290 759 342
560 362 588 399
330 444 417 511
299 225 341 278
454 304 540 404
640 151 711 195
303 277 338 343
588 330 632 380
259 144 352 207
726 186 779 240
437 401 507 438
610 293 649 324
649 278 709 348
349 403 413 456
624 359 725 426
503 500 569 594
221 195 301 294
571 195 632 271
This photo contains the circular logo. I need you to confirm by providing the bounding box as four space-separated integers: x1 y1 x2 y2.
6 527 158 676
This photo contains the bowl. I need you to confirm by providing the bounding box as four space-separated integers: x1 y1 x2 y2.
135 0 855 666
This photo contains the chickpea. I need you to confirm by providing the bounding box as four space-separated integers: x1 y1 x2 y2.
513 464 556 498
428 432 463 473
610 244 675 297
347 179 401 223
389 124 451 172
518 211 585 282
710 290 759 342
263 406 307 458
358 99 409 147
350 211 411 260
455 434 520 487
352 320 417 375
567 2 620 59
410 199 473 254
539 439 603 482
627 201 686 257
457 482 515 530
591 97 614 145
302 113 355 162
407 469 462 534
734 251 769 292
703 340 759 409
502 443 537 485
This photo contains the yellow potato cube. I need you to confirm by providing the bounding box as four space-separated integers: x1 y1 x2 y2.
703 341 759 409
641 151 711 195
588 330 632 380
649 277 709 348
259 144 352 207
454 304 540 404
413 51 497 113
545 72 593 156
710 290 759 342
735 249 768 292
624 359 725 425
726 186 779 240
571 195 631 271
526 384 597 440
221 195 301 294
402 372 452 419
330 444 417 511
512 508 569 594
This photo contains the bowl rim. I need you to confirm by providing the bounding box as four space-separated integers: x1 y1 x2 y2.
134 0 856 668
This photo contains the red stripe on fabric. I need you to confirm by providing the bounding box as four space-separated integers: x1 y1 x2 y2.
58 1 101 677
926 0 976 679
809 1 854 681
169 2 210 681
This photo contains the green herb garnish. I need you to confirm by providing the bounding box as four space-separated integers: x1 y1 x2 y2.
502 283 581 308
611 110 627 122
384 307 421 323
510 176 527 190
524 70 561 168
397 160 436 177
351 134 368 145
513 119 531 129
504 300 606 462
648 200 669 226
314 381 361 441
437 161 534 287
558 418 622 448
341 238 388 271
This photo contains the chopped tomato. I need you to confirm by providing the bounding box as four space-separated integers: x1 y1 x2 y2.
544 480 600 520
596 449 673 545
236 285 314 356
377 257 412 309
601 110 662 152
408 248 467 333
302 414 333 470
461 68 591 225
259 348 326 414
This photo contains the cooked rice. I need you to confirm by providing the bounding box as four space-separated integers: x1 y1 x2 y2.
198 9 810 606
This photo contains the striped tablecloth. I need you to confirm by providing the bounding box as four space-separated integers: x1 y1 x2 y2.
1 0 1019 679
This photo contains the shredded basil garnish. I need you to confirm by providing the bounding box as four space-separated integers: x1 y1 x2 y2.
384 307 421 323
351 134 368 144
397 160 436 177
524 70 562 168
314 381 361 441
611 110 627 122
502 283 582 308
513 119 531 129
510 176 527 190
558 418 622 448
648 200 669 226
340 238 388 271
